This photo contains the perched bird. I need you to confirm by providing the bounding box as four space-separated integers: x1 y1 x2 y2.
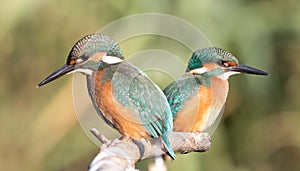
38 33 176 159
163 47 268 133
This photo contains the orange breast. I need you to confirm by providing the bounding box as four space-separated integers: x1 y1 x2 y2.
91 71 149 139
173 86 212 132
173 76 228 132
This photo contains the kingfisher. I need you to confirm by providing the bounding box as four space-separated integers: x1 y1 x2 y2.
163 47 268 134
37 33 176 159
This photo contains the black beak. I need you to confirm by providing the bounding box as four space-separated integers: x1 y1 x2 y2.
37 64 75 87
228 64 269 75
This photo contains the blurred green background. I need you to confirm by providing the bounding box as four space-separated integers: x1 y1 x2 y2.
1 0 300 170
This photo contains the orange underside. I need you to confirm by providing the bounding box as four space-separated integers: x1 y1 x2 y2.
173 86 212 132
92 71 149 139
173 63 229 132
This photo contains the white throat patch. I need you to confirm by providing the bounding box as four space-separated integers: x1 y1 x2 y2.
217 71 240 80
70 68 93 75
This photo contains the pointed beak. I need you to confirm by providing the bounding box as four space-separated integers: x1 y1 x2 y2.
228 64 269 75
37 64 75 87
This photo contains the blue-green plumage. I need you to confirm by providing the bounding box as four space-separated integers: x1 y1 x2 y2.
186 47 238 72
164 47 232 118
90 61 175 158
87 61 173 136
113 63 175 158
164 47 241 119
38 33 176 159
67 34 124 65
164 47 268 133
163 73 210 118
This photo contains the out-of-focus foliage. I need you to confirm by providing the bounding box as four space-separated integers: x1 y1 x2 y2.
1 0 299 170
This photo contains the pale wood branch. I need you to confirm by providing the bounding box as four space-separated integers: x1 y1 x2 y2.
89 128 211 171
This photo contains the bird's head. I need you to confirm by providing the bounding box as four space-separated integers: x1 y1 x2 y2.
186 47 268 80
37 33 124 87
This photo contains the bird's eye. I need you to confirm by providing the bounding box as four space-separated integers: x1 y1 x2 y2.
219 60 236 67
81 54 89 61
223 62 229 67
219 60 229 67
74 55 89 64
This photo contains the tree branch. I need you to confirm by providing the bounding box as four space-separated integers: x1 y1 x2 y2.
89 129 211 171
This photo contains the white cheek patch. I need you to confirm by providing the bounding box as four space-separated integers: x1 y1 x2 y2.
69 68 93 75
189 67 208 74
102 55 123 64
217 71 240 80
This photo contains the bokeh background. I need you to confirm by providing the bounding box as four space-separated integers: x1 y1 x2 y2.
1 0 300 171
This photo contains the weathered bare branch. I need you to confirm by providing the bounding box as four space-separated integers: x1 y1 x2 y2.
89 129 211 171
90 128 110 144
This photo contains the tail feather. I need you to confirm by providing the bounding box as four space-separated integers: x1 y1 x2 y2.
161 132 176 159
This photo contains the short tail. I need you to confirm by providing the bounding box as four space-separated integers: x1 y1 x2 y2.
161 132 176 159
